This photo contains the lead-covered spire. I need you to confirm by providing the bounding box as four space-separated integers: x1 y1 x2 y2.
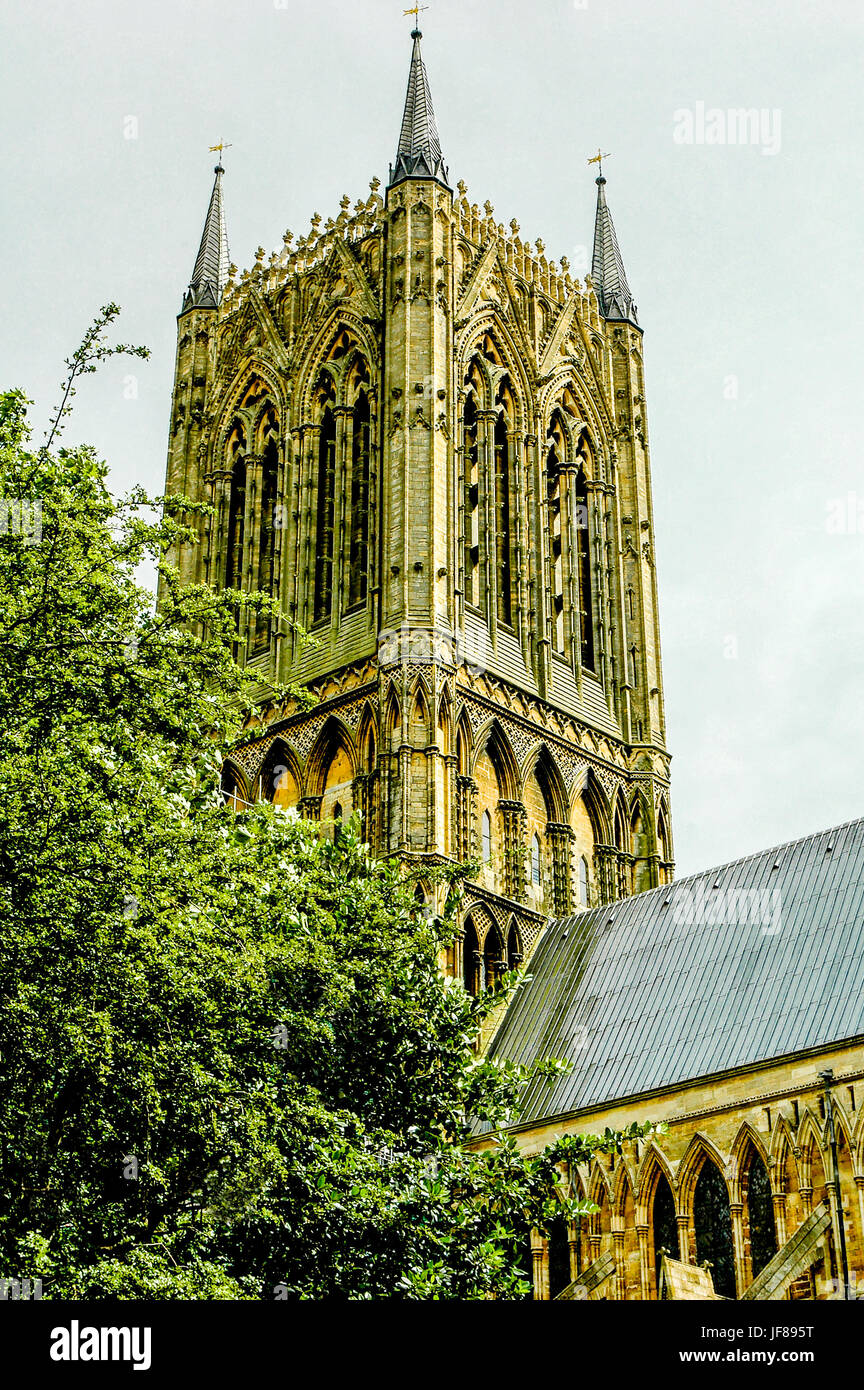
389 28 450 189
182 164 230 313
591 174 638 325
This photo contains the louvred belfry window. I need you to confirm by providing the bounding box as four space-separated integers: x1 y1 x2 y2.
574 463 595 671
348 389 371 608
494 410 511 626
254 434 279 649
463 394 480 607
313 404 336 622
546 417 565 654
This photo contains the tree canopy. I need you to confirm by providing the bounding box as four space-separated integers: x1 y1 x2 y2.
0 311 660 1299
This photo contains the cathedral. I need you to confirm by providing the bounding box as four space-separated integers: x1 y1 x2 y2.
161 31 864 1300
162 26 671 987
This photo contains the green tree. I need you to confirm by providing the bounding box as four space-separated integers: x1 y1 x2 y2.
0 314 661 1300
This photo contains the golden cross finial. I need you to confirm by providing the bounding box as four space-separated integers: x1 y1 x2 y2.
588 149 612 177
403 5 429 21
209 141 233 162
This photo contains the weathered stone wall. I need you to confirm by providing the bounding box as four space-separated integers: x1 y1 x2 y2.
498 1042 864 1300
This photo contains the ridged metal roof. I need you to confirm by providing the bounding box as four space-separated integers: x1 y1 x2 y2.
483 817 864 1130
591 175 637 325
182 164 230 313
389 29 450 189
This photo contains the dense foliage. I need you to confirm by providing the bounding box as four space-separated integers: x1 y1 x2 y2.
0 313 659 1299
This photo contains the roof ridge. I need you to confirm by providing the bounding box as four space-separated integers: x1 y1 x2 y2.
547 813 864 929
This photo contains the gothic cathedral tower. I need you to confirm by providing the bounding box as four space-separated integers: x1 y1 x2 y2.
161 29 673 987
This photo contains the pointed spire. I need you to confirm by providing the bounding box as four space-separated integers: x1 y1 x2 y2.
591 175 638 325
182 164 230 313
389 28 450 190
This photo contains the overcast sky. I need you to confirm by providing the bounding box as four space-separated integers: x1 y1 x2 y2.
1 0 862 876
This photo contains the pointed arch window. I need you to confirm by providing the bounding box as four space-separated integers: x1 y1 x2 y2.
693 1162 736 1299
494 410 512 625
574 464 595 670
225 449 246 592
651 1174 678 1294
254 434 279 649
463 394 480 607
578 855 589 908
548 1215 572 1299
745 1150 777 1279
530 833 541 886
348 389 371 608
463 917 480 995
483 926 504 991
313 405 336 622
546 416 565 653
506 922 523 970
481 809 492 862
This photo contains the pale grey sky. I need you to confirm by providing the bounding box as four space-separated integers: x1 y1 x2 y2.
1 0 862 876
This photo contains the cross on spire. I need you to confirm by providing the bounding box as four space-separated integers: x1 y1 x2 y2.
588 148 612 180
209 140 233 169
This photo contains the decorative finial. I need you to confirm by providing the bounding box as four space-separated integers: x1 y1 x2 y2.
588 148 612 181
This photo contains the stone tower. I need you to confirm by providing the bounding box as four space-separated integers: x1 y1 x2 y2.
161 29 673 987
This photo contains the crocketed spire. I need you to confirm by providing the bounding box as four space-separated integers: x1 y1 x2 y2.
591 175 638 325
182 164 230 313
389 29 450 189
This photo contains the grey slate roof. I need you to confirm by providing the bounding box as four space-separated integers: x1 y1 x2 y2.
483 817 864 1130
590 176 638 325
389 29 450 189
182 164 230 313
